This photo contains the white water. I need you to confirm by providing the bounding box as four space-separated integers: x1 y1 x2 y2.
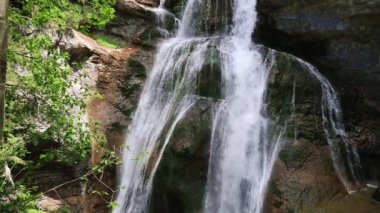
114 0 363 212
203 0 284 212
113 37 212 212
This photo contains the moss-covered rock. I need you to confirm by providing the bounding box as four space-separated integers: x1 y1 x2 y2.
195 44 222 99
150 99 214 213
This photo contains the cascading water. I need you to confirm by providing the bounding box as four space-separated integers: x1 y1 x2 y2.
203 1 283 212
113 0 216 211
113 38 211 213
114 0 363 212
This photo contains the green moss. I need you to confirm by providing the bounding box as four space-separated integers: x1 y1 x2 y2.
150 105 212 212
93 33 125 49
279 150 291 166
197 47 222 99
128 59 147 79
272 199 284 208
26 210 46 213
269 181 283 198
120 108 134 117
138 27 163 47
171 0 186 17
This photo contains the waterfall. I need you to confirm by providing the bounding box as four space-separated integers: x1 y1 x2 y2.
113 0 214 211
203 0 283 212
114 0 363 212
113 38 211 213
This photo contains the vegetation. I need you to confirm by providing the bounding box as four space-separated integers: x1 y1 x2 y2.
93 33 125 49
1 0 118 212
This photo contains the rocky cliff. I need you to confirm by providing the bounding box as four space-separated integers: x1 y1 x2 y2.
255 1 380 211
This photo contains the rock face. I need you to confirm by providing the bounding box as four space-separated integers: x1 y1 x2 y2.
256 0 380 159
30 12 158 211
373 187 380 201
150 99 213 213
256 0 380 101
255 0 380 203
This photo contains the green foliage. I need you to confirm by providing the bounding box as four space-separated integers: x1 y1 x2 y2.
0 135 38 212
108 201 119 210
6 0 116 165
56 207 72 213
272 199 284 208
26 209 46 213
269 181 283 199
94 33 124 49
17 0 116 31
0 180 39 212
0 135 27 165
6 30 91 165
1 0 116 211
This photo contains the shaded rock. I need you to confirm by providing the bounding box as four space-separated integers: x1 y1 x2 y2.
255 2 380 204
256 0 380 106
195 43 222 99
262 49 364 212
150 98 214 213
267 139 343 212
105 12 166 47
373 187 380 201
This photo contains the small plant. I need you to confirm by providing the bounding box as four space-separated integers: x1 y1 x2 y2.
94 34 125 49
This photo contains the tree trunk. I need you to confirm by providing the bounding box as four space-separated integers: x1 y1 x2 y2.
0 0 9 145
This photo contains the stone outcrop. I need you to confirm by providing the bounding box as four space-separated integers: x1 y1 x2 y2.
256 0 380 101
150 99 213 213
255 0 380 121
255 1 380 207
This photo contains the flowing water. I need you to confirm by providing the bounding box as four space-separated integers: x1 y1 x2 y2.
113 37 211 213
114 0 362 212
203 1 283 212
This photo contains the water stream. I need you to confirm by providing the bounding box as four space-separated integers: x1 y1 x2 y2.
114 0 363 212
203 0 282 212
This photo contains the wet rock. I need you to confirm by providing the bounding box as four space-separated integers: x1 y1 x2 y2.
150 99 214 213
255 3 380 207
256 0 380 104
105 12 168 47
149 47 348 212
373 187 380 201
263 49 354 212
196 44 222 99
